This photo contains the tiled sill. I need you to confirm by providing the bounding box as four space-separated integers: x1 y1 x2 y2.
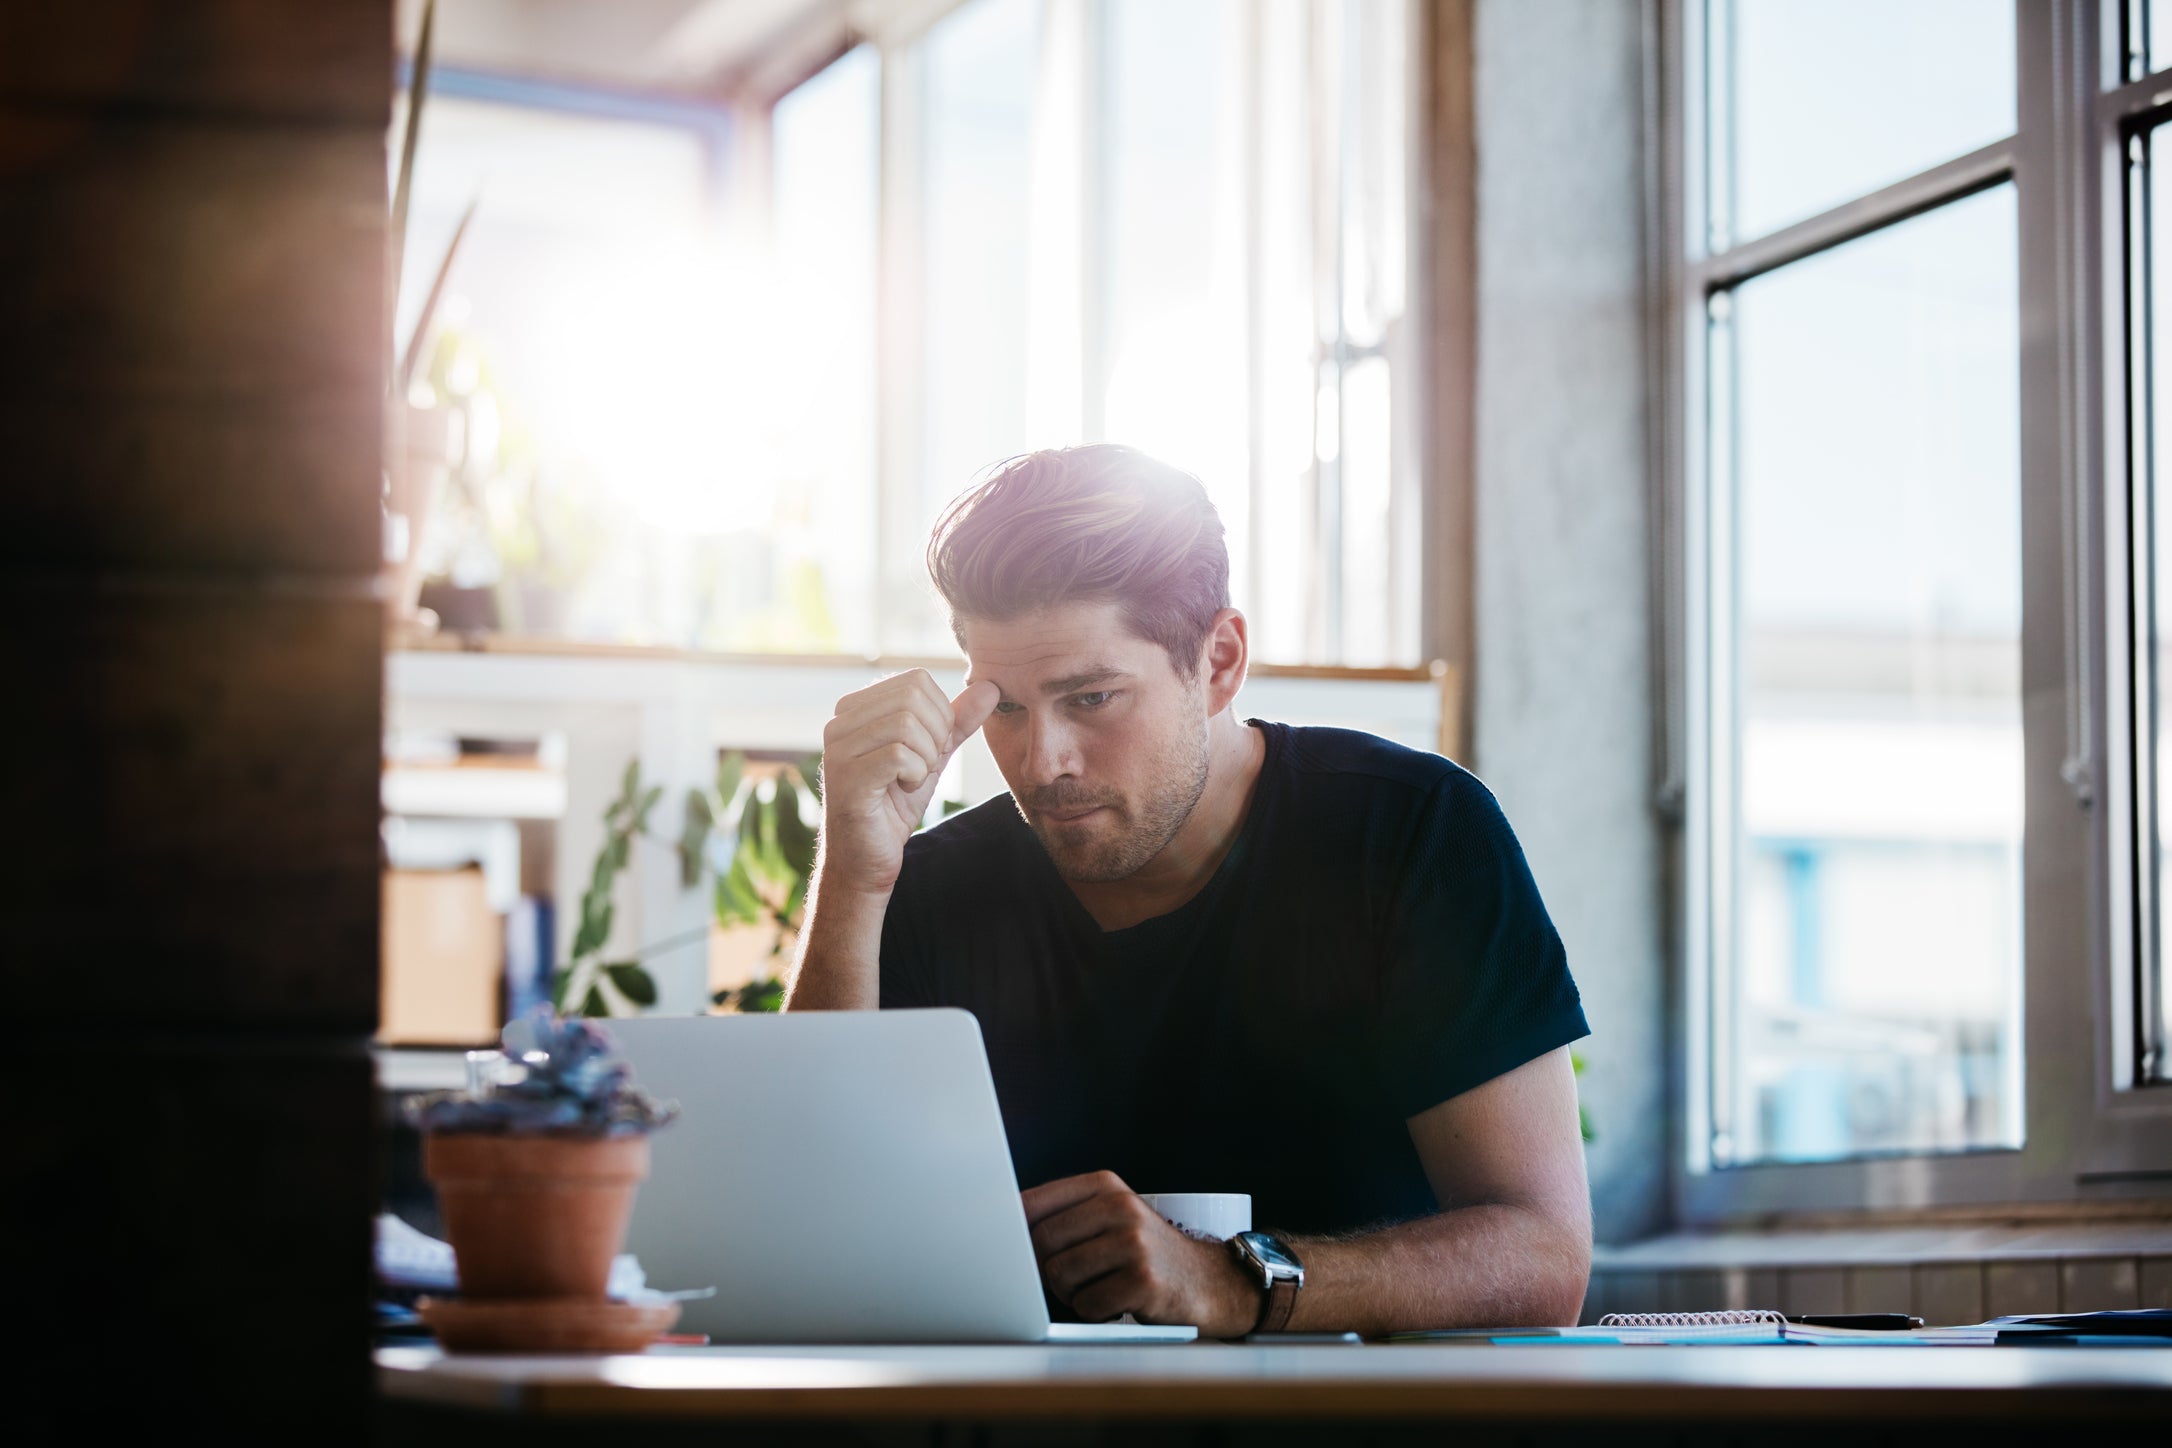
1584 1221 2171 1323
1595 1219 2172 1270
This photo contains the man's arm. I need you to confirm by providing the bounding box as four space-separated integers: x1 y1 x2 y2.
1283 1045 1591 1332
1024 1047 1591 1335
784 671 999 1012
783 862 893 1012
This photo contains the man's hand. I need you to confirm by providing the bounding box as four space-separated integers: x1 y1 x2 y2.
786 671 999 1012
817 671 1000 897
1022 1171 1260 1336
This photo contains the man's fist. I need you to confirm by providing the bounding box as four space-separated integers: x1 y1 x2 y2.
816 670 1000 898
1021 1171 1261 1337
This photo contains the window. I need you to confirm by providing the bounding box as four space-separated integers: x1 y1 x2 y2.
1668 1 2172 1218
1715 185 2024 1166
1701 2 2022 1171
877 0 1045 655
1709 0 2014 243
403 1 1420 667
1098 0 1250 630
920 0 1039 542
766 49 882 653
396 90 744 644
787 0 1421 665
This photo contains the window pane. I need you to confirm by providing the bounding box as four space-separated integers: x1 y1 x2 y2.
399 98 764 646
1097 0 1416 666
1335 0 1414 667
1100 0 1251 609
1252 0 1321 665
1714 186 2023 1166
2151 0 2172 77
1712 0 2014 244
907 0 1042 653
768 50 881 653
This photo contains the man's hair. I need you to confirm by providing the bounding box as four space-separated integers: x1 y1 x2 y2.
926 444 1231 680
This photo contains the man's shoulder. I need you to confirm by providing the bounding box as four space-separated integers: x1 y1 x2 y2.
1258 722 1522 859
1264 721 1477 802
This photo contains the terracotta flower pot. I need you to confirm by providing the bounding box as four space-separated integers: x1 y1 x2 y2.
423 1132 650 1300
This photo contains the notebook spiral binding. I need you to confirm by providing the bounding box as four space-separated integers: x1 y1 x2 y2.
1597 1310 1788 1328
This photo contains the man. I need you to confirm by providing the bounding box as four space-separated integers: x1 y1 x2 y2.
787 444 1591 1336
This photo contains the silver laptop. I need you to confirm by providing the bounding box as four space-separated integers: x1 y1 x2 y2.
610 1009 1197 1344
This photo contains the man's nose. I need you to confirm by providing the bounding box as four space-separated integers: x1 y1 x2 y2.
1021 712 1078 784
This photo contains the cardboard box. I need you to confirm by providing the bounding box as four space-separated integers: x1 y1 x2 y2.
380 867 502 1046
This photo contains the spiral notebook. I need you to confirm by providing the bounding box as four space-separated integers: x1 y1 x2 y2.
1388 1310 1997 1346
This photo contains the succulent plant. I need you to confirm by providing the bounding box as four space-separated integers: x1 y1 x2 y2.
408 1007 678 1137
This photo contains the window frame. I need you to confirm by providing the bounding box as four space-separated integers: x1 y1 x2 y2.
2110 1 2172 1094
1660 0 2172 1227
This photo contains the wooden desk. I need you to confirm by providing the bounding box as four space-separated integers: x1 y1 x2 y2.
379 1340 2171 1437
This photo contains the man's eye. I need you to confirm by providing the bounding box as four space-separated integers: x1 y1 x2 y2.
1072 691 1115 709
992 700 1022 716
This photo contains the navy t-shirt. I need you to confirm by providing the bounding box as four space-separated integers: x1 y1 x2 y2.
877 720 1587 1235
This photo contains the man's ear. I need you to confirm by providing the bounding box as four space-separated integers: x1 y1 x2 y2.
1201 608 1249 716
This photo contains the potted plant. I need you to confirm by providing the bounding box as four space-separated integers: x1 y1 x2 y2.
406 1007 679 1350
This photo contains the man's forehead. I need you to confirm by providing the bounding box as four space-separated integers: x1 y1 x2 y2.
959 604 1160 690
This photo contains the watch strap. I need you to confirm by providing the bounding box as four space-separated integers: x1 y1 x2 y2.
1252 1273 1298 1334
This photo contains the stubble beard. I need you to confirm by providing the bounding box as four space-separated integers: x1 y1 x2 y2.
1023 727 1212 884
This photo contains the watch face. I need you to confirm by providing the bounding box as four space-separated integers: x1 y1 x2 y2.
1240 1231 1301 1272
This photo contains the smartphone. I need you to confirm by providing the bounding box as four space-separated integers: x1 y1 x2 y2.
1243 1331 1363 1344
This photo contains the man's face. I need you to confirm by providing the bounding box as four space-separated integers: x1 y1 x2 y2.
960 600 1212 883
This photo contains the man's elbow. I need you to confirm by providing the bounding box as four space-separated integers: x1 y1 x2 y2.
1507 1205 1593 1327
1539 1228 1593 1326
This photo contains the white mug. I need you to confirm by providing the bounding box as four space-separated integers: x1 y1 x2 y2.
1140 1192 1252 1242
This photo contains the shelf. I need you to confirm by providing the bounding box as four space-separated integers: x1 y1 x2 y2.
383 762 567 820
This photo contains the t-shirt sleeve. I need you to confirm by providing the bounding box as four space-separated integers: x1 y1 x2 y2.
1372 770 1588 1118
876 855 937 1010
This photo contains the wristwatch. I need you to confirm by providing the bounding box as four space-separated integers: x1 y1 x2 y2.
1229 1230 1305 1334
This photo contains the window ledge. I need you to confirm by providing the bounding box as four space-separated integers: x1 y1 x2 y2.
1594 1217 2172 1271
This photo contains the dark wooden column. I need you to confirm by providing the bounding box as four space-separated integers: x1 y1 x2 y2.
0 3 391 1433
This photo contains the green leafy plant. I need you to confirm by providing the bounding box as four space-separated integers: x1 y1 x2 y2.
555 748 977 1019
553 751 824 1018
726 977 786 1014
552 761 666 1017
681 752 823 1013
